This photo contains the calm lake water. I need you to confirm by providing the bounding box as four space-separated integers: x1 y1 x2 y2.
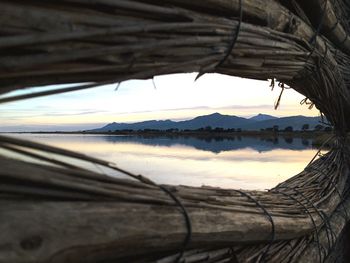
5 134 319 190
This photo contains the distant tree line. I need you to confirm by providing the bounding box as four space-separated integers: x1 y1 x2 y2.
107 127 243 133
106 124 333 133
261 124 332 132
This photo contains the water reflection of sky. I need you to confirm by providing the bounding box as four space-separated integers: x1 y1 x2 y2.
5 134 319 190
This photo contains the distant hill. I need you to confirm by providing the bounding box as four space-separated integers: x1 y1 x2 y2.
176 113 254 130
100 120 176 132
89 113 325 132
93 113 254 132
249 113 278 122
242 116 322 131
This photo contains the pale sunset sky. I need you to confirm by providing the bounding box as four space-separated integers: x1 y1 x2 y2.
0 73 318 132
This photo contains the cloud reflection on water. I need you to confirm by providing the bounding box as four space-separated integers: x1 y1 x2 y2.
8 134 319 190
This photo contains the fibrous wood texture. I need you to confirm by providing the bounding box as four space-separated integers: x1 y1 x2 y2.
0 135 349 263
0 0 349 130
1 0 350 262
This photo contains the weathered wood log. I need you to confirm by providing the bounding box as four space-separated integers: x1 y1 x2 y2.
0 135 349 262
0 0 349 131
1 0 350 262
295 0 350 53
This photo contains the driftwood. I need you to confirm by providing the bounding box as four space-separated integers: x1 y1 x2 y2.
0 136 349 263
0 0 349 129
0 0 350 262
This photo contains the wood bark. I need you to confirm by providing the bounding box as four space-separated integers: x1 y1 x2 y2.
0 135 348 262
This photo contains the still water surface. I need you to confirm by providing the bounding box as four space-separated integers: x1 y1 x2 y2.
7 134 319 190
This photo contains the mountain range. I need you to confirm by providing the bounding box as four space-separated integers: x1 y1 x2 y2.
90 113 325 132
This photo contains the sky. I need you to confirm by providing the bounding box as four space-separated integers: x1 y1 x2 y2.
0 73 319 132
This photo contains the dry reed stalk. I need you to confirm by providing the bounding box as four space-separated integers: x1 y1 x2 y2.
0 135 349 262
1 0 350 262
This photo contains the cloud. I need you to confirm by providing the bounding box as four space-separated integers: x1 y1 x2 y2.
0 109 107 119
104 105 274 115
0 123 102 132
44 110 108 117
